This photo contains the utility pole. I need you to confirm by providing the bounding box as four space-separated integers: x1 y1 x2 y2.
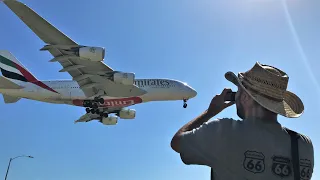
4 155 33 180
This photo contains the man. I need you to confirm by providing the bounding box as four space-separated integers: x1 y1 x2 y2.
171 62 314 180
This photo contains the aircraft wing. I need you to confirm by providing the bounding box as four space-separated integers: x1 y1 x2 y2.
3 0 146 97
74 107 121 124
75 113 101 124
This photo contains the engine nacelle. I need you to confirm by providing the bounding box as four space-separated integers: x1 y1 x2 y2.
78 46 105 62
113 72 135 85
101 116 118 125
118 109 136 119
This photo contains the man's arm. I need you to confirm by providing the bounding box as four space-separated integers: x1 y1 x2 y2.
170 110 213 153
170 88 235 153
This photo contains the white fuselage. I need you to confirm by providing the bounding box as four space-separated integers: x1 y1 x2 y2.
0 78 197 108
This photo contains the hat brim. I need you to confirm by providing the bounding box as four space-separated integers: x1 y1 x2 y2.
225 71 304 118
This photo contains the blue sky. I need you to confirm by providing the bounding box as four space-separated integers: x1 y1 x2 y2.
0 0 319 179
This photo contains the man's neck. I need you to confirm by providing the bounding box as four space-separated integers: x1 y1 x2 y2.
245 116 278 123
245 108 278 123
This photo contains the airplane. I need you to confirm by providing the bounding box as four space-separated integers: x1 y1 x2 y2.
1 0 197 126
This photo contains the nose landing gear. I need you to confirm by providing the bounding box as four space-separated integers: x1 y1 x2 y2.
183 99 188 108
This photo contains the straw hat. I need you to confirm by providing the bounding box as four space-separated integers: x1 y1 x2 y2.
225 62 304 118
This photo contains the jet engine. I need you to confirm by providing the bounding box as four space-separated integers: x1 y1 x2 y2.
101 116 118 125
112 72 135 85
77 46 105 62
118 109 136 119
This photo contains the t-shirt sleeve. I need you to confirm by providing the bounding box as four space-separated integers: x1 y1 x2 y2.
179 118 236 166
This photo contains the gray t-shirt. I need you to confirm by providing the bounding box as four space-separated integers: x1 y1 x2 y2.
179 118 314 180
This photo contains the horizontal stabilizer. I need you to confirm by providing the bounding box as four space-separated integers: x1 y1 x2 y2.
0 76 23 89
2 94 20 104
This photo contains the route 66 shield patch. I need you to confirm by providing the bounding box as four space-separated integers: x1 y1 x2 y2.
243 150 265 174
300 159 312 180
271 156 292 178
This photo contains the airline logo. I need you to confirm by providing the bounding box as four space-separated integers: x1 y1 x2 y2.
73 97 142 107
102 97 142 107
103 99 132 107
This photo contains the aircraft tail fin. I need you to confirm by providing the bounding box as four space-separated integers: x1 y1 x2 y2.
0 50 39 83
2 94 21 104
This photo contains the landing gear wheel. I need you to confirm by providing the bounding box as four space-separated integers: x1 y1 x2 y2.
86 108 90 113
83 101 87 107
90 108 95 114
92 103 98 109
183 99 188 108
183 103 187 108
94 97 104 104
95 109 100 114
83 100 92 107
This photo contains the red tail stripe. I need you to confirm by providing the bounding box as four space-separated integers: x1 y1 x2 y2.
14 61 59 93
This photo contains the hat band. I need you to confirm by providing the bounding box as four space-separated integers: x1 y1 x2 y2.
242 75 285 99
241 80 284 102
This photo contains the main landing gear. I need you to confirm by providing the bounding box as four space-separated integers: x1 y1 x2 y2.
183 99 188 108
83 97 106 115
85 107 108 117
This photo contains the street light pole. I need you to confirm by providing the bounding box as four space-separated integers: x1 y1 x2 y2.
4 155 33 180
4 158 12 180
